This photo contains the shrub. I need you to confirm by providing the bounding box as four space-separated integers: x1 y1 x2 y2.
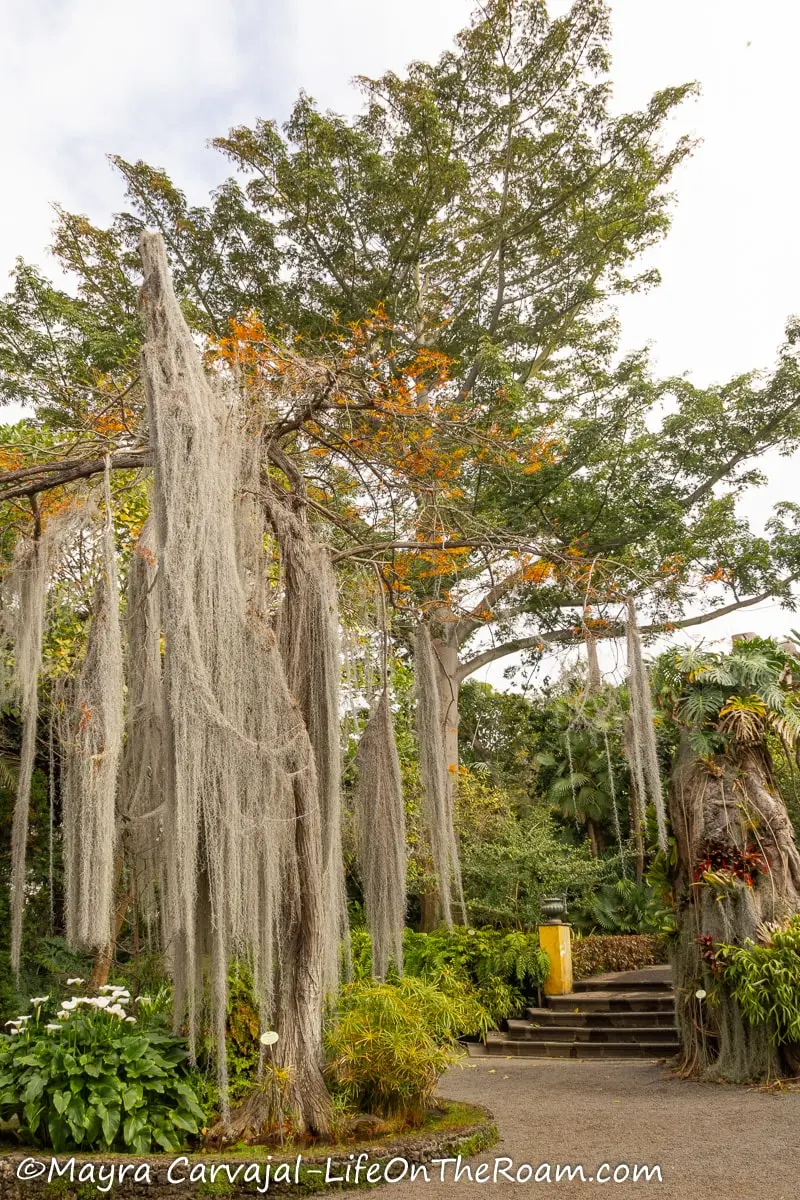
350 926 549 1027
0 987 204 1152
571 934 668 981
717 916 800 1044
403 927 549 1024
574 875 675 936
324 976 490 1121
460 809 614 928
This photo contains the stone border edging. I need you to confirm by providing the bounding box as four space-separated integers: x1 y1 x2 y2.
0 1104 498 1199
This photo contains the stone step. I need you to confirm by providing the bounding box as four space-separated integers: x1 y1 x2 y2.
546 990 675 1013
476 1032 678 1060
506 1019 679 1044
524 1006 676 1028
573 966 673 993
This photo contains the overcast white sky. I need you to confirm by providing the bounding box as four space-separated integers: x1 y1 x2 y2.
2 0 799 678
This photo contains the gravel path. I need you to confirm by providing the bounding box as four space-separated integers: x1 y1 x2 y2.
342 1058 800 1199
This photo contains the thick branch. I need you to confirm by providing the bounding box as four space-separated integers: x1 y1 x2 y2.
0 450 151 503
332 537 504 564
456 565 526 644
457 586 789 680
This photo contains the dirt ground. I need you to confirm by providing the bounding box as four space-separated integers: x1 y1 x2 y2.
342 1057 800 1199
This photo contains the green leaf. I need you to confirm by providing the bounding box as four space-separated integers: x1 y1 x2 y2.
122 1085 143 1112
23 1100 42 1134
66 1094 86 1128
170 1109 198 1133
101 1105 121 1146
121 1038 149 1062
123 1112 147 1145
48 1114 69 1153
22 1075 46 1103
85 1107 102 1143
132 1131 151 1155
153 1127 180 1153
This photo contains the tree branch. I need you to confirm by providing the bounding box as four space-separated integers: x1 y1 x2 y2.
0 450 150 503
457 586 793 681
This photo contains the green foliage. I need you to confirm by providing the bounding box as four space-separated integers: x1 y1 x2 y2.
324 975 489 1121
0 992 203 1153
458 682 544 795
577 876 673 935
572 934 668 981
460 807 613 929
350 926 548 1027
402 927 549 1025
717 916 800 1045
654 638 800 760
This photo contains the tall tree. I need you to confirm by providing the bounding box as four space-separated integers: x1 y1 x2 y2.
3 0 800 933
656 641 800 1081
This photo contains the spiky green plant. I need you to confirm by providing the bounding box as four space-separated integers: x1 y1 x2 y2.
324 975 490 1122
654 638 800 760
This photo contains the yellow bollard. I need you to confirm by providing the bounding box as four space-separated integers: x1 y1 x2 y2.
538 923 573 996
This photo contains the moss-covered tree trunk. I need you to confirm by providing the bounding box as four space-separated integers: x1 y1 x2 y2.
669 736 800 1081
417 624 461 930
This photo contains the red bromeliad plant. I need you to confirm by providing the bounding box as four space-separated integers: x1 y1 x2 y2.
692 841 769 889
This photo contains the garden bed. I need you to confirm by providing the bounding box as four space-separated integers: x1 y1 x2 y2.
572 934 668 981
0 1102 497 1199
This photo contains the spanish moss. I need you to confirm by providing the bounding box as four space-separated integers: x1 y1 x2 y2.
414 623 464 927
625 596 668 852
354 687 407 978
62 463 125 951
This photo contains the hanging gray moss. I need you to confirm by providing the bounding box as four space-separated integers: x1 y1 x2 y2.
62 464 125 952
118 517 166 932
413 623 464 927
2 508 79 971
354 688 407 978
625 596 668 852
138 231 335 1134
265 494 349 995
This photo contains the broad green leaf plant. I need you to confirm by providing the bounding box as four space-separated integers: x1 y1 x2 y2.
0 987 204 1153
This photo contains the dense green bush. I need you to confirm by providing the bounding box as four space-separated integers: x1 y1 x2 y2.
403 927 549 1023
351 926 549 1026
575 875 675 936
571 934 668 980
717 916 800 1044
324 975 489 1121
0 988 203 1152
460 809 613 929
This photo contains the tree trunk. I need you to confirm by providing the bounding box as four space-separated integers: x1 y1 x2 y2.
586 817 600 859
669 736 800 1082
419 888 440 933
273 761 332 1137
416 629 461 929
628 788 645 884
90 855 129 988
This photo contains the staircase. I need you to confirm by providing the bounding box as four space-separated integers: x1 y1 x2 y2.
473 965 679 1060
